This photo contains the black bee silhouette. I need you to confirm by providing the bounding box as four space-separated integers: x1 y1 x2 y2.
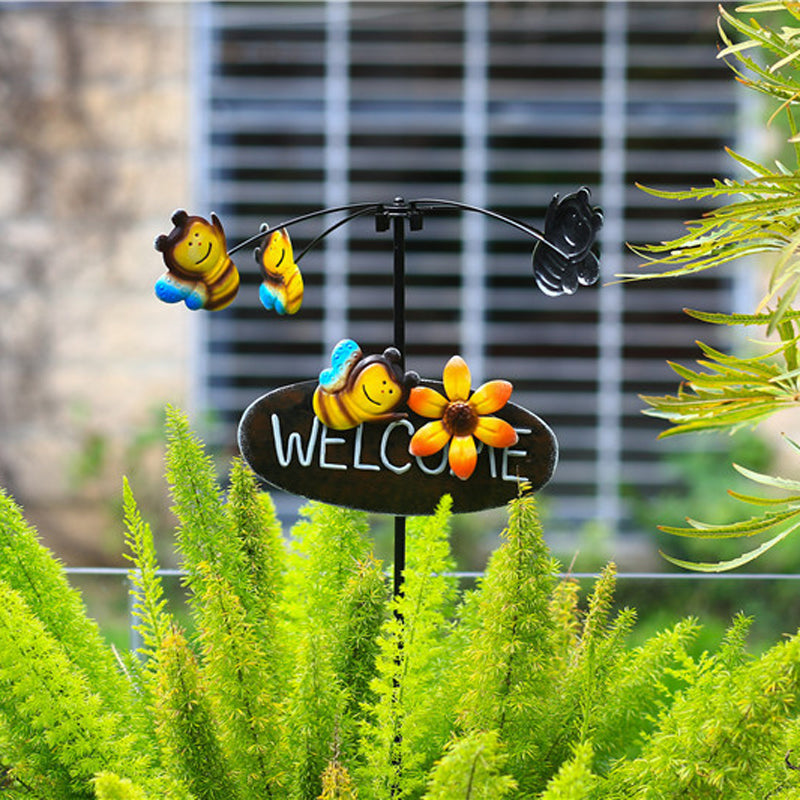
532 187 603 297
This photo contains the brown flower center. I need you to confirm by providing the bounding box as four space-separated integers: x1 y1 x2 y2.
442 401 478 437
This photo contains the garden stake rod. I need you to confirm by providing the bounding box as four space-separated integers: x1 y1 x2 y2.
378 198 421 600
391 204 407 602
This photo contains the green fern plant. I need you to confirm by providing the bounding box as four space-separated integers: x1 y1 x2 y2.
421 731 517 800
4 410 800 798
361 497 461 800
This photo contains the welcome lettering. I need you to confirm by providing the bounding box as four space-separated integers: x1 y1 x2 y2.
269 414 530 483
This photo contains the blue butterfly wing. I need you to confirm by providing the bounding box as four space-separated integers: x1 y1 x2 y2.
259 282 288 314
155 276 190 305
319 339 361 390
259 282 276 310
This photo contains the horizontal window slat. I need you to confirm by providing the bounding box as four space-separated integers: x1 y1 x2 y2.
209 110 326 133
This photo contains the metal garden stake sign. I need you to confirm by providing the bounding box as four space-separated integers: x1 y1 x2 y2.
154 191 603 593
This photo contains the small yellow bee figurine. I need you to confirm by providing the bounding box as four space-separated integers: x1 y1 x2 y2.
256 227 304 315
313 339 418 430
154 210 239 311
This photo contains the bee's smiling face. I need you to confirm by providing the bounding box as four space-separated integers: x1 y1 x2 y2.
173 222 220 274
263 230 289 273
352 363 403 416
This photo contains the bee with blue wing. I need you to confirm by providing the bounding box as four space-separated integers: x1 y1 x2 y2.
154 210 240 311
256 227 304 315
313 339 419 431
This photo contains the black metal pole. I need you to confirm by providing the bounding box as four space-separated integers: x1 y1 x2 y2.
388 200 410 799
391 202 407 601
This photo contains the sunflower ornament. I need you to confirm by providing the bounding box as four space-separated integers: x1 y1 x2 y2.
407 355 519 480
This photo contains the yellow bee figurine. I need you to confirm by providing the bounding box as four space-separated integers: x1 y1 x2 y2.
313 340 418 430
154 210 239 311
256 227 304 315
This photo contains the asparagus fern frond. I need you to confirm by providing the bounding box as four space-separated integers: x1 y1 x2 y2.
658 449 800 571
123 478 172 664
640 314 800 437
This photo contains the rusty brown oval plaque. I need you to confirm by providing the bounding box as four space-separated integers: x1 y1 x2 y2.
238 380 557 515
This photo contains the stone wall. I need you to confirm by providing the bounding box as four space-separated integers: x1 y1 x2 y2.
0 3 191 562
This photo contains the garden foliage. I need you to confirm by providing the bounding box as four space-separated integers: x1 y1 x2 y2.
6 9 800 795
3 409 800 798
628 2 800 568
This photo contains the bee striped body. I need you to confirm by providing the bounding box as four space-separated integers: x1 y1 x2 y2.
256 228 304 315
313 385 373 430
175 250 238 311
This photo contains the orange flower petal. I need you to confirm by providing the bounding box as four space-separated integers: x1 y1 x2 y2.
409 420 451 457
469 380 513 415
473 417 519 449
448 435 477 480
407 386 448 418
443 355 471 402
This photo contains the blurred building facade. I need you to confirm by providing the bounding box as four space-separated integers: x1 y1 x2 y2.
0 1 747 561
0 3 190 560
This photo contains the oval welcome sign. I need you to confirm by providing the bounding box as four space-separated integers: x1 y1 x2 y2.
238 375 558 516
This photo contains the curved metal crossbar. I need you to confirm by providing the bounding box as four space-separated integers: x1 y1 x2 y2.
411 197 566 254
227 201 381 256
294 203 382 263
227 192 601 264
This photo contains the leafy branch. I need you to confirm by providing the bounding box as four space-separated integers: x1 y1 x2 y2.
717 2 800 113
658 444 800 571
640 310 800 437
625 148 800 326
642 309 800 569
626 3 800 569
621 6 800 325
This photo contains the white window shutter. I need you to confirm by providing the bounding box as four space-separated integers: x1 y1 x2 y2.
195 1 741 535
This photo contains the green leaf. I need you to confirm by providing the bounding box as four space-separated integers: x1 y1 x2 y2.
717 38 762 57
733 462 800 491
421 731 517 800
658 508 800 539
153 629 240 800
769 48 800 73
726 489 800 506
123 478 172 664
683 307 800 326
660 520 800 572
782 433 800 455
646 402 785 438
778 318 799 373
538 742 596 800
736 2 800 12
93 772 149 800
770 283 800 334
724 145 783 178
